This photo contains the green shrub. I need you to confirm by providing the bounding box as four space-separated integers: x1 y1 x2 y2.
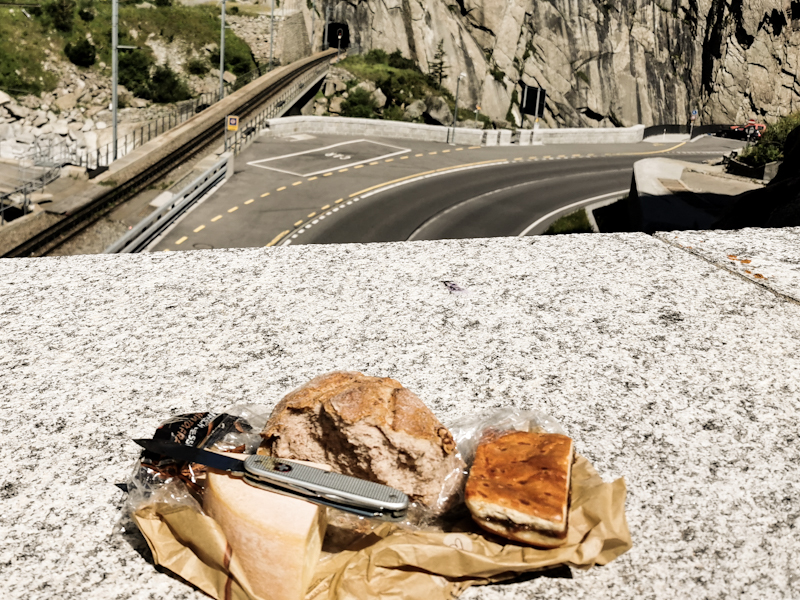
341 87 377 119
119 50 154 98
65 39 96 67
383 104 405 121
187 57 209 75
210 40 256 77
148 64 192 102
738 111 800 167
154 0 172 5
490 65 505 82
78 7 94 21
228 5 239 14
543 209 593 235
387 50 415 70
45 0 76 32
364 49 388 64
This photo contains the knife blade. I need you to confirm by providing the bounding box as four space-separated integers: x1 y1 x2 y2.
133 438 409 520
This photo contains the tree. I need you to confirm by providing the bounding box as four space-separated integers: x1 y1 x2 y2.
45 0 76 32
429 39 447 88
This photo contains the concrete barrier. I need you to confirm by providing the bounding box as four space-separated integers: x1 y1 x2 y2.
262 116 485 146
519 124 645 145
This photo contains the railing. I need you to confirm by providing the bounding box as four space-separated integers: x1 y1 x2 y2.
74 66 267 173
104 60 330 253
104 154 229 253
223 62 328 155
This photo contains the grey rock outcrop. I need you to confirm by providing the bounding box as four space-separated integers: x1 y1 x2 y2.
403 99 426 121
329 96 345 114
371 88 387 108
327 0 800 127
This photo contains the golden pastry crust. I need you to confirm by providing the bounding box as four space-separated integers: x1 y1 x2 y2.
465 431 573 546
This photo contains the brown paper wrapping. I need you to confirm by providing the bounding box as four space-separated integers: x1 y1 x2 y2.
132 455 631 600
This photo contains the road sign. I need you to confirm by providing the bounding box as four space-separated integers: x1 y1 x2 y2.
692 109 698 116
227 115 239 131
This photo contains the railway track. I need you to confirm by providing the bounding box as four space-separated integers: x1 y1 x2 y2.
2 51 335 259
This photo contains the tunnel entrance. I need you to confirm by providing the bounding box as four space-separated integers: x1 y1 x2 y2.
326 23 350 50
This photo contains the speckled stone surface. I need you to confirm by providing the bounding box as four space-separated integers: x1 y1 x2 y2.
1 234 799 600
655 227 800 302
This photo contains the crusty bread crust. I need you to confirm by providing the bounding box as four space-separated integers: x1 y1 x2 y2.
259 372 465 512
465 431 573 546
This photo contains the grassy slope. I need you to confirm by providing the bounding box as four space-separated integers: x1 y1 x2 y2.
0 3 255 98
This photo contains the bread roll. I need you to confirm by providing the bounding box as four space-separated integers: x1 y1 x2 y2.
465 431 573 548
259 372 465 513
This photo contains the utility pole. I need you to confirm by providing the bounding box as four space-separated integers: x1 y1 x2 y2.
219 0 226 101
112 0 118 160
323 5 330 49
269 0 275 70
450 72 466 144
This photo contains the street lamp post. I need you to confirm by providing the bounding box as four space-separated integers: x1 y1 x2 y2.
219 0 226 101
450 72 466 145
269 0 275 70
112 0 118 160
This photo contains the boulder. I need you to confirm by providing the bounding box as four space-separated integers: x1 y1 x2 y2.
423 96 452 126
222 71 237 84
371 88 387 109
81 119 94 132
403 99 425 121
314 102 327 116
6 103 30 119
54 119 70 136
32 112 48 128
83 130 98 150
354 81 376 93
39 123 54 135
68 121 84 131
132 98 149 108
55 93 78 112
0 91 11 106
329 96 345 115
334 79 347 92
323 80 337 97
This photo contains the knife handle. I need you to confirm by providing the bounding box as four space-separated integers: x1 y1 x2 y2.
243 455 409 514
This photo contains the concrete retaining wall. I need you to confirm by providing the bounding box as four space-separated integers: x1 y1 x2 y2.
518 124 645 145
265 117 645 146
263 116 485 146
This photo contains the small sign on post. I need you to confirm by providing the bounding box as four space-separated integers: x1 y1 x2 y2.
227 115 239 131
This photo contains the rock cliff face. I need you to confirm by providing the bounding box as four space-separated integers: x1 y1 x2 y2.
321 0 800 127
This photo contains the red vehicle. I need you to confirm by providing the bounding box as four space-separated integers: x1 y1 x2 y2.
719 119 766 140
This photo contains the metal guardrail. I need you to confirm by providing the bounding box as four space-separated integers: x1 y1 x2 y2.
104 61 329 254
104 154 229 253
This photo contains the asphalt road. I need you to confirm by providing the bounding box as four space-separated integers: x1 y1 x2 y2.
150 134 744 252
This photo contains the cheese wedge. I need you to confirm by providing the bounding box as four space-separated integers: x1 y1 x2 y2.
203 462 328 600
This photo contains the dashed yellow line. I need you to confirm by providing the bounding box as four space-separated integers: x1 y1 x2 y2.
442 150 451 153
228 206 238 213
428 151 437 155
469 146 481 149
162 248 171 252
307 212 317 218
244 199 254 205
211 215 223 222
260 192 270 197
193 225 205 233
307 176 318 181
292 181 302 186
266 230 290 247
277 186 287 191
572 154 582 157
338 168 349 172
369 161 380 165
294 220 304 226
175 236 188 245
323 172 333 177
415 153 423 157
334 198 344 204
400 156 409 160
513 157 523 162
384 159 394 163
321 204 330 210
455 148 464 151
354 165 364 169
529 157 538 160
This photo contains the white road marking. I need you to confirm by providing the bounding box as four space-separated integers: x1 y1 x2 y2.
517 189 628 236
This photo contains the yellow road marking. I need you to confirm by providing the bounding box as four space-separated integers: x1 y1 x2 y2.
260 192 270 197
307 176 318 181
321 204 330 210
294 220 304 226
469 146 481 149
307 212 317 218
384 158 394 162
244 199 254 205
572 154 581 157
400 156 409 160
338 168 349 172
369 161 380 165
335 198 344 204
323 172 333 176
529 156 538 160
266 230 290 247
354 165 364 169
175 236 188 245
557 155 567 158
277 186 287 191
228 206 238 213
162 249 171 252
455 148 464 151
348 159 509 198
193 225 206 233
513 157 523 162
292 181 302 186
428 151 437 155
543 155 552 159
415 153 423 157
442 149 451 153
211 215 223 222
